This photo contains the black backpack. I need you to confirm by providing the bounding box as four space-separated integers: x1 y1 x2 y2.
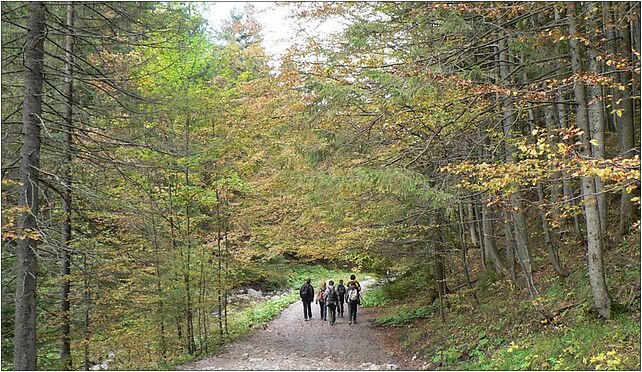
326 287 338 305
336 284 346 296
300 284 312 300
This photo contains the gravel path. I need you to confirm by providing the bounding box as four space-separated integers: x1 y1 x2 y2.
180 280 406 370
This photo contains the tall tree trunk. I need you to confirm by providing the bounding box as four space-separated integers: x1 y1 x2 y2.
174 314 184 352
168 181 186 352
473 199 486 270
434 237 446 322
216 188 224 337
556 88 584 240
543 97 564 225
458 203 479 305
15 3 46 369
184 118 195 354
616 2 638 235
466 200 479 247
83 254 91 371
568 1 611 318
223 215 230 335
481 201 508 274
498 33 538 297
501 210 517 282
198 222 207 353
149 212 167 361
60 4 74 369
586 2 608 238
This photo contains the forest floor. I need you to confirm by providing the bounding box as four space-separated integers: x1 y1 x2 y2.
179 280 415 370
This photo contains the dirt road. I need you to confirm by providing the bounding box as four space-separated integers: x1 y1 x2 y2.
180 281 407 370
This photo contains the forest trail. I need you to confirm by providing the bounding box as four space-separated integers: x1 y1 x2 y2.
180 280 410 370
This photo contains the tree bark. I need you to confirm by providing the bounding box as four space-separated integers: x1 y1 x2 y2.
473 199 486 271
556 88 584 240
501 210 517 282
83 254 91 371
60 4 74 369
616 1 638 235
537 183 567 277
498 33 538 297
150 213 167 360
223 213 230 335
466 200 479 247
585 2 608 238
184 118 195 354
543 97 563 225
458 203 479 305
568 1 611 318
216 188 224 337
15 3 46 369
434 240 446 322
481 201 509 274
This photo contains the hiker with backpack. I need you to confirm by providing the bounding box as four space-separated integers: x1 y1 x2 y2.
315 281 327 321
347 274 361 292
299 279 314 321
346 282 361 324
324 280 339 325
336 279 346 317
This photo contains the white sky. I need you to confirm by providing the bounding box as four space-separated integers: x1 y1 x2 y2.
199 2 346 65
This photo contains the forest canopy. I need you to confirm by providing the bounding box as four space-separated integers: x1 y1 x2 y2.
1 2 640 370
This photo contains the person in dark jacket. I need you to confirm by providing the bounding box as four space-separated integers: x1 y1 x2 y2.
299 279 314 321
336 279 346 317
324 280 339 325
347 274 361 292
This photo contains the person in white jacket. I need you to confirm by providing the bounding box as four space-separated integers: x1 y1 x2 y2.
346 282 360 324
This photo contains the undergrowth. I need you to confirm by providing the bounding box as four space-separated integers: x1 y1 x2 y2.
368 233 641 370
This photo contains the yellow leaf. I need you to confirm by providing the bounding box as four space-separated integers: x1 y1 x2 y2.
589 139 599 146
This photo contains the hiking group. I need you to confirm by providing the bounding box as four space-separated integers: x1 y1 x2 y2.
299 274 362 325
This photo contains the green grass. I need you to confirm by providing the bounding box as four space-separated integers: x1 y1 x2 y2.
228 291 299 335
375 304 431 326
361 287 391 307
458 315 639 370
